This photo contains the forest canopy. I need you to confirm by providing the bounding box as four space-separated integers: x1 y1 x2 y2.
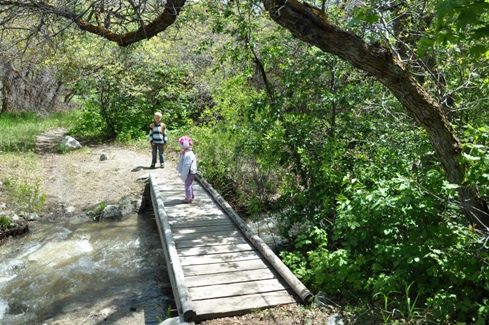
1 0 489 323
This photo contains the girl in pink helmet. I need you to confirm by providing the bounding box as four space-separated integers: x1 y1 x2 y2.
177 136 197 203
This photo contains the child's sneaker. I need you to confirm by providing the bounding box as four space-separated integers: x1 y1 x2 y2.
150 164 156 169
160 163 164 168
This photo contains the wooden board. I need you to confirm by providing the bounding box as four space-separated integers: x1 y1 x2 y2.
184 268 279 287
182 259 270 276
172 230 241 241
192 291 300 321
171 224 237 235
175 236 249 249
178 242 256 256
188 278 292 300
169 218 234 228
179 251 260 265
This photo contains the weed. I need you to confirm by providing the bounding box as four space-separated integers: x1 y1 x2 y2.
156 305 173 322
90 202 108 221
0 216 14 230
2 177 46 214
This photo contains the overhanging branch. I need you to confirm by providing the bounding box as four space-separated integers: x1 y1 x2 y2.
0 0 187 46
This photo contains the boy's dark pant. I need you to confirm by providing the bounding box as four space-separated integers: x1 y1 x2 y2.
151 143 165 164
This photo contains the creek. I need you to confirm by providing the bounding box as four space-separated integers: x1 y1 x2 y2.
0 211 171 324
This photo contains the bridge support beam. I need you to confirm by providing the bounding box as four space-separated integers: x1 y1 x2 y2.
150 174 197 322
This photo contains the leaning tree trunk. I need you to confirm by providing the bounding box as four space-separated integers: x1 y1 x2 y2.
262 0 489 229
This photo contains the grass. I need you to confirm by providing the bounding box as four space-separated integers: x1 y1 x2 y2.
0 111 78 153
0 111 78 214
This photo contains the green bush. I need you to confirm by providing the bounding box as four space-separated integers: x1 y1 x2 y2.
71 62 201 142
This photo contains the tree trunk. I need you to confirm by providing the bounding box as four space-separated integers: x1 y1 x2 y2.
263 0 489 229
1 77 10 113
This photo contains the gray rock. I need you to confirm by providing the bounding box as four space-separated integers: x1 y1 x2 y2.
160 316 195 325
137 174 150 183
313 291 338 311
101 205 122 220
65 206 76 213
120 199 135 217
60 136 82 149
100 153 109 161
22 212 40 221
326 313 344 325
101 199 140 220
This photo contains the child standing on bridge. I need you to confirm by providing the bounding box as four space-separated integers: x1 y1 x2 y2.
149 112 167 169
177 136 197 204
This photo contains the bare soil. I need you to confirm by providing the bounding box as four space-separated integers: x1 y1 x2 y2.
36 128 164 217
17 129 339 324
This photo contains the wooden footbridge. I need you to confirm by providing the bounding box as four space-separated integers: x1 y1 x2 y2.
149 172 312 323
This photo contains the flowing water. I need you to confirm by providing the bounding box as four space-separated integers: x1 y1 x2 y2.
0 212 171 324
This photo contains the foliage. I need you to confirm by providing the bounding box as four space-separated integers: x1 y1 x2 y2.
461 125 489 204
281 123 489 323
70 36 212 142
348 0 489 58
431 0 489 58
2 177 46 214
1 0 489 323
193 83 283 213
87 201 108 222
0 39 71 113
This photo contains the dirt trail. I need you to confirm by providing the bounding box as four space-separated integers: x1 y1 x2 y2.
36 129 175 217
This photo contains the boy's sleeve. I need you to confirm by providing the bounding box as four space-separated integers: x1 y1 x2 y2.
163 124 168 143
149 124 153 143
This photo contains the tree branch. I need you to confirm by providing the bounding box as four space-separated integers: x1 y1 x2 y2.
0 0 186 46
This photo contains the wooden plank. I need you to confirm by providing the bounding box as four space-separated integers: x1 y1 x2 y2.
169 218 234 228
192 291 300 321
185 269 278 287
171 224 237 235
179 251 260 266
175 236 249 249
172 230 241 241
168 213 228 220
178 243 256 256
188 279 291 300
182 259 269 276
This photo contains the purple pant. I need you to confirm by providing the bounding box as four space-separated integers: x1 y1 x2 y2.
185 173 196 201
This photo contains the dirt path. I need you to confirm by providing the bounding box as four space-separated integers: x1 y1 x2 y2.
37 129 175 217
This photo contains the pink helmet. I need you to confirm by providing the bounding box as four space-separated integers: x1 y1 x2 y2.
179 136 193 149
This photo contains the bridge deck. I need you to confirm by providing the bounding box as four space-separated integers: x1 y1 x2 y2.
150 172 311 323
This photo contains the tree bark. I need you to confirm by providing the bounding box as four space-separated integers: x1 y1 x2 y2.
1 77 10 113
0 81 8 113
262 0 489 229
